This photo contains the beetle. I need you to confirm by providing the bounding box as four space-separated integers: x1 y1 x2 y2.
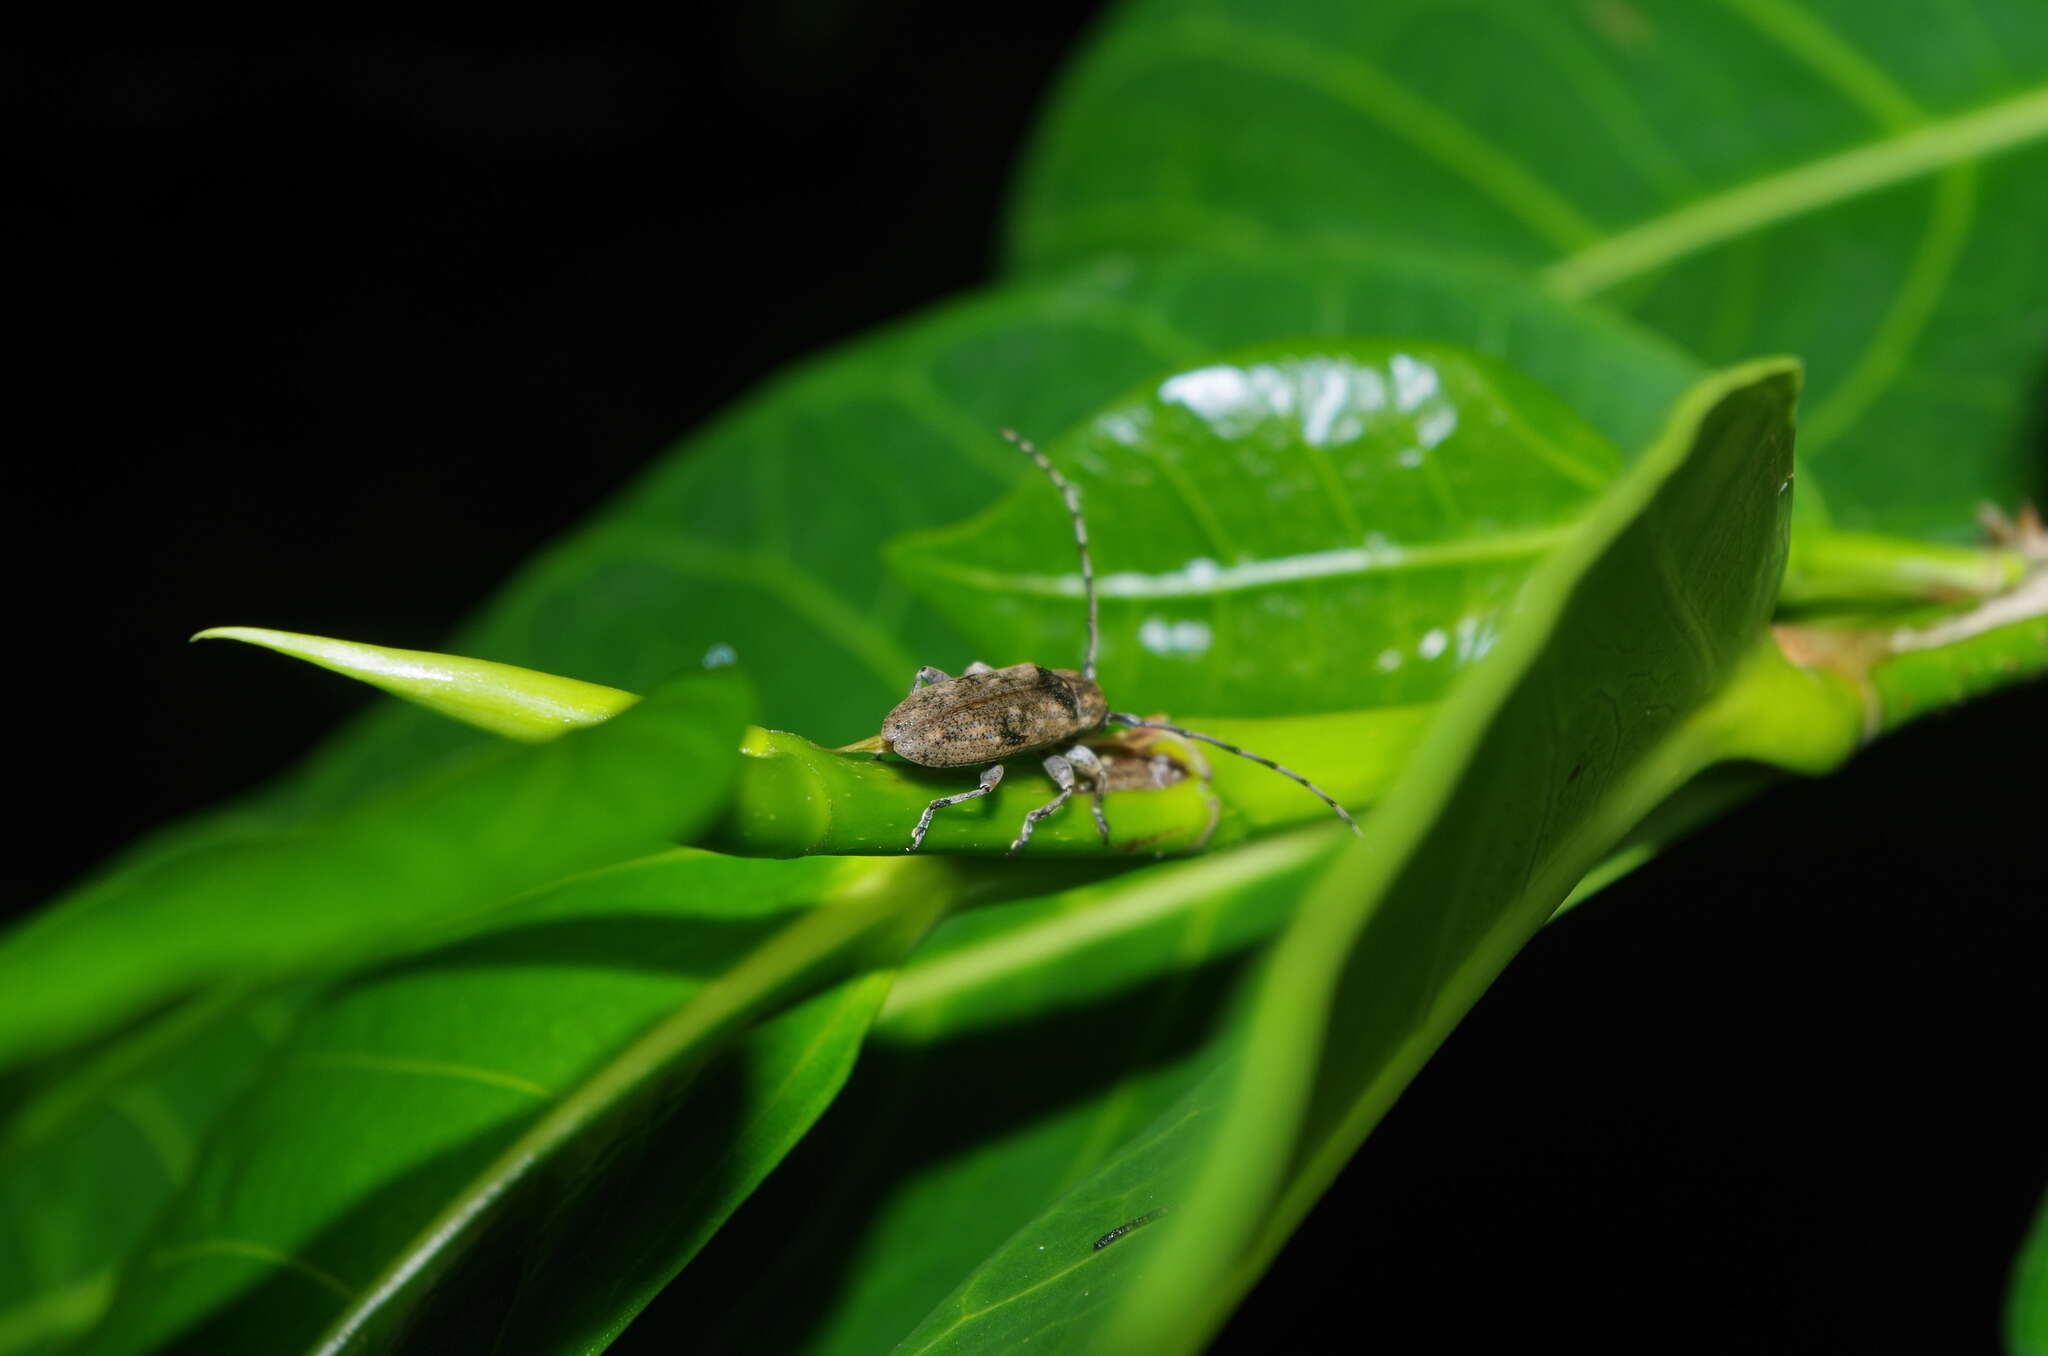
848 429 1362 854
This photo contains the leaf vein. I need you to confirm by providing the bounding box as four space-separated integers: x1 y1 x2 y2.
109 1084 195 1182
1717 0 1926 131
896 528 1578 603
148 1238 354 1302
1544 82 2048 296
292 1051 554 1100
1802 166 1979 455
1147 14 1605 252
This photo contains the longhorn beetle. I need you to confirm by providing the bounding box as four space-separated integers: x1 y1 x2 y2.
851 429 1363 855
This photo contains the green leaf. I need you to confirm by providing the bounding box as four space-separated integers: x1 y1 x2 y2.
191 628 639 741
4 254 1704 1351
1011 0 2048 536
34 246 1697 947
2011 1186 2048 1355
0 671 751 1068
42 252 1697 968
70 850 958 1356
20 6 2048 1346
712 712 1427 856
629 830 1342 1355
0 991 304 1356
224 249 1700 826
192 625 1437 854
889 360 1801 1354
891 341 1627 716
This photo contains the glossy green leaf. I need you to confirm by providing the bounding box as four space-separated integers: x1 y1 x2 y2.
0 671 750 1068
1011 0 2048 536
5 250 1707 1355
631 830 1342 1355
22 245 1696 1057
42 252 1697 988
15 4 2048 1347
190 626 1436 856
710 713 1422 856
888 361 1800 1354
191 627 639 741
0 991 304 1356
586 583 2048 1356
70 850 958 1355
891 342 1626 716
210 249 1700 828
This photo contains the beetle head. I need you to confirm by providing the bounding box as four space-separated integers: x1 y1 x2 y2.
1049 667 1108 731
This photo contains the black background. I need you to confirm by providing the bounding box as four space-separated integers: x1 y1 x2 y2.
6 23 2045 1356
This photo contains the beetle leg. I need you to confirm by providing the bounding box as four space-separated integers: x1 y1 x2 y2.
964 660 995 675
1062 743 1111 844
909 665 951 695
1007 754 1077 856
908 762 1004 852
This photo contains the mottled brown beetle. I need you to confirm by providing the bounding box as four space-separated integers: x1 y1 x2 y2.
847 430 1362 854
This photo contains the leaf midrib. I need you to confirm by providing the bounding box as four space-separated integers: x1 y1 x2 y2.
908 526 1578 601
1543 81 2048 297
303 856 950 1356
1040 10 2048 304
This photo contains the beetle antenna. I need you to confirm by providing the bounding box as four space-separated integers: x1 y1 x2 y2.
1107 712 1362 836
1002 428 1097 683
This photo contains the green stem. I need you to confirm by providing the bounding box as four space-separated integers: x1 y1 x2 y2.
1560 591 2048 914
1772 565 2048 743
1780 529 2022 612
1869 576 2048 728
